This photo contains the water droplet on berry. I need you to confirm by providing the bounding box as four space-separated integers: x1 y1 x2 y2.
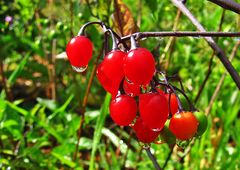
128 93 134 97
152 128 162 132
72 65 88 72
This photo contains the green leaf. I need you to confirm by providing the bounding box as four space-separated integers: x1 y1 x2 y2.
0 98 6 120
2 119 19 128
102 127 127 154
89 93 111 170
98 145 110 170
5 101 29 116
51 151 76 168
109 145 121 170
8 53 30 85
48 94 74 120
144 0 157 13
84 110 100 124
78 137 93 150
37 97 57 111
1 53 30 99
38 121 64 143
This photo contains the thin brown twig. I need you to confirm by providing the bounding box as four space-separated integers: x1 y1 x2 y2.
205 41 240 115
194 9 226 103
160 9 182 64
70 0 74 37
137 0 142 27
162 7 184 71
121 31 240 41
73 46 104 161
170 0 240 89
50 39 57 100
194 54 214 103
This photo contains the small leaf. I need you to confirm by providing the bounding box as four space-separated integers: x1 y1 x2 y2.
48 94 74 120
0 53 30 99
37 97 57 111
102 127 127 154
8 53 30 86
5 101 28 116
79 137 93 150
51 152 76 168
112 0 138 36
144 0 157 13
2 120 19 128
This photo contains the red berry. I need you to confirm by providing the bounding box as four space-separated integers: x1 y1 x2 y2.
96 62 119 96
110 95 137 126
124 48 155 85
101 50 125 82
123 79 140 97
66 36 93 67
165 93 179 115
139 92 169 130
96 50 126 96
132 117 161 143
169 111 198 140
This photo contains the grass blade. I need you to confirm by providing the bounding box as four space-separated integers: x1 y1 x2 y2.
89 93 111 170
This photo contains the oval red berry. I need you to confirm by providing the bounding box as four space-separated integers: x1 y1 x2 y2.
139 92 169 131
124 48 155 85
66 36 93 67
132 117 161 143
110 95 137 126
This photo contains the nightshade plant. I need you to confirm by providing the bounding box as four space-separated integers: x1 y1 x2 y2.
65 21 214 168
71 11 239 170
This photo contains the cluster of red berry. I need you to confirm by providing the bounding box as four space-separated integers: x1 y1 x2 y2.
66 27 208 146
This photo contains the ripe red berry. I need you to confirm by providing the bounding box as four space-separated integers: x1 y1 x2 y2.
66 36 93 67
96 50 126 96
123 79 140 97
169 111 198 140
96 62 119 96
132 117 161 143
101 50 125 82
165 93 179 115
124 48 155 85
110 95 137 126
139 92 169 130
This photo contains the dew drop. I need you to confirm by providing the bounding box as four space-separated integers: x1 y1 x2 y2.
152 128 162 132
72 65 88 72
129 93 134 97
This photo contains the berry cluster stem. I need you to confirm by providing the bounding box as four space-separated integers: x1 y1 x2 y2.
145 147 163 170
158 72 184 112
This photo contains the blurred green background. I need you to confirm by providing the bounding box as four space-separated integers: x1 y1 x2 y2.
0 0 239 169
